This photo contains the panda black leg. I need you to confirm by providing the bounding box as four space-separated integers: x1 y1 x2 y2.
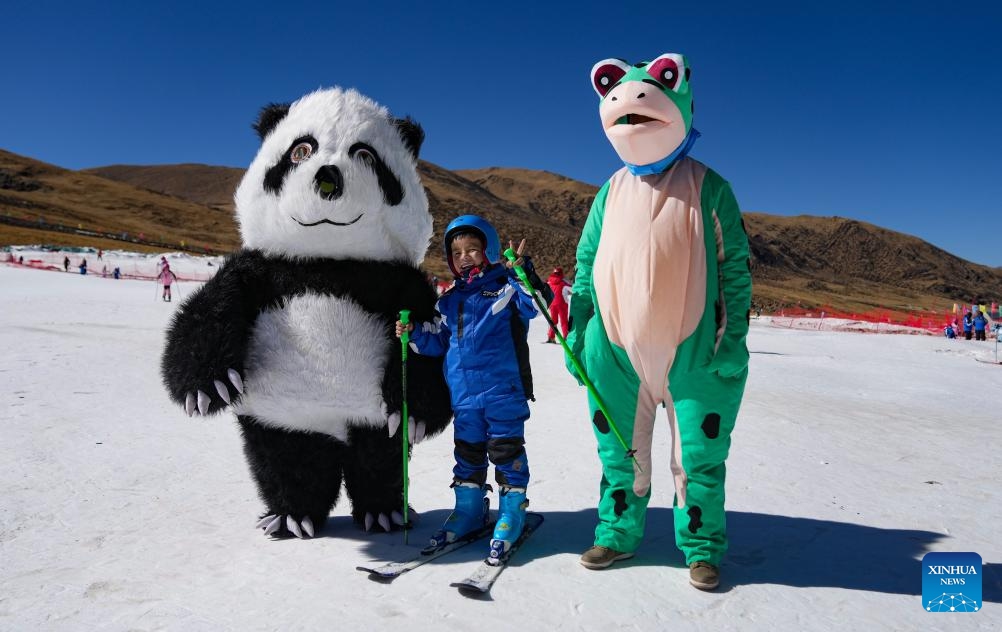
238 415 343 538
342 425 406 531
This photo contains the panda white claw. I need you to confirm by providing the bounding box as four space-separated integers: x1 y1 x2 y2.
256 514 277 529
214 380 231 405
391 510 404 526
302 516 315 537
415 421 427 444
377 513 391 532
185 392 196 417
228 369 244 394
263 515 282 536
364 513 375 532
387 412 401 438
196 390 210 415
287 516 304 538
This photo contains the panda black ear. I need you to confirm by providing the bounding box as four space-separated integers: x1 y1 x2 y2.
393 116 425 158
253 103 291 141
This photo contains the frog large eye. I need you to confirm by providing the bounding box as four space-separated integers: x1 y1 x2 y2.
590 58 631 98
290 142 313 164
645 54 687 91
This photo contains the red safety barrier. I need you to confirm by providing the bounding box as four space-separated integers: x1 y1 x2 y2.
765 304 971 335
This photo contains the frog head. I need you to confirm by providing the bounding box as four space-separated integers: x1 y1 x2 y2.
590 53 697 175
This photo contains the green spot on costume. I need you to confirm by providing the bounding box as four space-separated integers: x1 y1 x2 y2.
569 54 752 565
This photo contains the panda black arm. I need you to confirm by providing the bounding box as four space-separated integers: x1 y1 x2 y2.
160 250 274 415
379 264 452 440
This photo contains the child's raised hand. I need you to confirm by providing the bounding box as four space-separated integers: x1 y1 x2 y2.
505 238 527 268
394 320 414 338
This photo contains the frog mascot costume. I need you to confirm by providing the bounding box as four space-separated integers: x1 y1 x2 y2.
568 53 751 590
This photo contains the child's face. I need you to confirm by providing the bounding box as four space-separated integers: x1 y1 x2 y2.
450 235 486 275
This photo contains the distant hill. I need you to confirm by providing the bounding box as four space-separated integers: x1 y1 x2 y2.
4 147 1001 314
1 150 239 254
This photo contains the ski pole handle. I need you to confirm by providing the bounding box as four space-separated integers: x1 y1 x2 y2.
399 309 411 349
501 249 639 470
503 248 533 288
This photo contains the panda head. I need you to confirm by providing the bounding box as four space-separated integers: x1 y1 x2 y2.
233 87 431 264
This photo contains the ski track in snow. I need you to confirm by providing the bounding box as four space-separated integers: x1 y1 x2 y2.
1 258 1000 631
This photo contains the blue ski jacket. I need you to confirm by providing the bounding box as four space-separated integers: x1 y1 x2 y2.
409 263 538 413
973 313 987 332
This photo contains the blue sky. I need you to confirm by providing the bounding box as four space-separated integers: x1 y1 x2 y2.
3 1 1001 266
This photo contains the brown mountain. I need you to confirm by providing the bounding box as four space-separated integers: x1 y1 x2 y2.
4 147 1001 315
1 149 239 254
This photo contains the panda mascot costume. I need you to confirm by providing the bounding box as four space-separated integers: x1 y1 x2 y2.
161 87 452 539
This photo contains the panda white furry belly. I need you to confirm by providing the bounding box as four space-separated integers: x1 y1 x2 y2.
233 292 388 441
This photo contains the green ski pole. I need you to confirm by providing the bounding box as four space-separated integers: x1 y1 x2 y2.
502 248 639 470
398 309 412 543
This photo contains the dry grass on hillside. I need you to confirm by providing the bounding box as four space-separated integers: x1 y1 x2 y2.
5 147 1000 315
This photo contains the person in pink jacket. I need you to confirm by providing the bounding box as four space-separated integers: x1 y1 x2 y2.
158 258 177 302
545 266 572 343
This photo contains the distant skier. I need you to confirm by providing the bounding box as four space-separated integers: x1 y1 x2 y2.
944 323 956 339
63 255 70 272
78 258 87 275
158 260 177 302
545 266 572 343
962 311 974 340
973 311 988 341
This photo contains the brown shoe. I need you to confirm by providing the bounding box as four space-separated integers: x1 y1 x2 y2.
579 545 634 569
689 561 720 590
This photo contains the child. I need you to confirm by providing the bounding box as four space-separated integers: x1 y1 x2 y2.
395 215 538 564
158 260 177 302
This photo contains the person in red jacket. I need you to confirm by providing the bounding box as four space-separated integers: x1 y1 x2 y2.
546 266 572 343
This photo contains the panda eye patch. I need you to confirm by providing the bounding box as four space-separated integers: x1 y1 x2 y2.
350 145 377 168
263 135 319 195
290 142 313 164
347 141 404 206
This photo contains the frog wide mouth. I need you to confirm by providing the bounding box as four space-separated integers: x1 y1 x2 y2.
615 113 662 125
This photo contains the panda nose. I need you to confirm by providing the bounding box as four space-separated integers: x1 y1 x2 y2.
313 165 343 201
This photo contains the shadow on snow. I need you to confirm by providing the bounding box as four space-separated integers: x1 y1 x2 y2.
326 507 999 602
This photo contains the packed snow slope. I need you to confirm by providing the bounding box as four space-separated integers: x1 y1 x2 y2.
1 261 999 631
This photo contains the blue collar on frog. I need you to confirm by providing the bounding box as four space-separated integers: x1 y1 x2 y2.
624 128 701 176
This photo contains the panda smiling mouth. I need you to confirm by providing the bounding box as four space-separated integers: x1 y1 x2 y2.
294 214 363 227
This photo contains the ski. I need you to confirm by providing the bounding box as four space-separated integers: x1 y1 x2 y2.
450 512 544 594
356 521 495 579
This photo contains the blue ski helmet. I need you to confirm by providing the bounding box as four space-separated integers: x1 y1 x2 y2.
444 214 500 276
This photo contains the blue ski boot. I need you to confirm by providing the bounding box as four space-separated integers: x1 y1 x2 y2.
428 482 490 549
488 486 528 565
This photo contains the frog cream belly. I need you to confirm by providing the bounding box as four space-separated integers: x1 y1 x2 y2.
569 54 751 583
594 163 708 383
235 293 389 441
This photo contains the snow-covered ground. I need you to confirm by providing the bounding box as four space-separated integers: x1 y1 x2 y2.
4 246 223 282
1 258 999 631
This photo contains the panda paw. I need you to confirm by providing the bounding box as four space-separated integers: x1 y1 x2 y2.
386 412 427 444
183 368 245 416
363 508 417 533
255 513 315 539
